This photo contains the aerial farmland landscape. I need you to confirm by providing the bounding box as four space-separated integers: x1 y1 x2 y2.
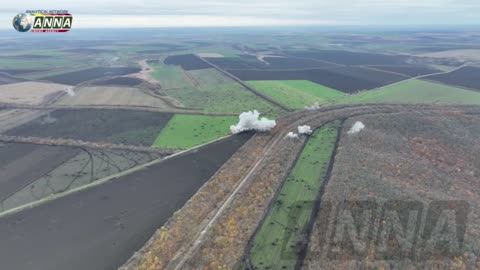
1 1 480 269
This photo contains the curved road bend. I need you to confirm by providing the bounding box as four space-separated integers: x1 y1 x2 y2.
0 104 477 270
169 104 480 269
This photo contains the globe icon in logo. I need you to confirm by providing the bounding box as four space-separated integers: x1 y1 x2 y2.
12 13 33 32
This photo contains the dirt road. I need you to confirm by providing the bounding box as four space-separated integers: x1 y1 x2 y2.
198 56 293 112
1 104 478 270
167 104 480 269
0 134 177 154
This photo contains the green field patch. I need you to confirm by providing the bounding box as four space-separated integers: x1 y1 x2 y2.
0 50 70 57
0 57 72 69
151 64 193 89
187 68 234 86
333 79 480 105
249 121 340 269
165 83 286 117
247 80 345 109
153 114 237 149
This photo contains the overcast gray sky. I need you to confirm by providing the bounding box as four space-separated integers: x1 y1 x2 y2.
1 0 479 28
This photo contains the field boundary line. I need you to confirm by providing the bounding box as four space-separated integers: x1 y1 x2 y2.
179 67 200 88
197 55 293 112
283 55 345 67
0 135 177 154
0 134 232 219
0 103 238 116
366 62 470 92
359 65 411 77
419 78 480 93
320 63 472 106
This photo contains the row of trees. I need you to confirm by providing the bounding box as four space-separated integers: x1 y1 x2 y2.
184 138 304 269
128 135 270 270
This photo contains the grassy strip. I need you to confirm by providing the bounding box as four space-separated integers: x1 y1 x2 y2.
0 57 76 69
186 68 234 86
247 80 345 109
153 114 237 149
150 64 193 89
249 121 340 270
333 79 480 105
165 83 287 117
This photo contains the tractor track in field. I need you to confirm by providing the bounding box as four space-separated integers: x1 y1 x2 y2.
361 62 471 92
0 134 177 155
0 103 237 116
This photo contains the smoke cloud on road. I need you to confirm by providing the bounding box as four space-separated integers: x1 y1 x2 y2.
286 132 299 139
298 125 313 135
230 110 276 134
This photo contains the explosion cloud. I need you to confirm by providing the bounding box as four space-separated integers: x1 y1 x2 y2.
64 86 75 96
297 125 313 135
286 132 299 139
348 121 365 135
230 110 276 134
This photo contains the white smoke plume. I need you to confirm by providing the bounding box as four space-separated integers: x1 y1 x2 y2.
41 112 57 124
64 86 75 96
304 102 320 110
348 121 365 135
297 125 313 135
286 132 299 139
230 110 276 134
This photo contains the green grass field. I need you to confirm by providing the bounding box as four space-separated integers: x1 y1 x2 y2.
0 50 70 57
333 79 480 105
152 114 237 149
150 64 194 89
0 57 74 69
249 121 340 270
165 83 287 117
187 68 234 86
247 80 345 109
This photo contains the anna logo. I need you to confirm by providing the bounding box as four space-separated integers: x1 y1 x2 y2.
13 10 73 33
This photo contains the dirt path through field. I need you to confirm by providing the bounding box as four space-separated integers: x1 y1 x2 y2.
0 103 234 116
0 135 177 155
199 56 293 112
128 60 201 110
126 59 158 85
366 62 471 92
320 63 473 106
180 67 200 88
